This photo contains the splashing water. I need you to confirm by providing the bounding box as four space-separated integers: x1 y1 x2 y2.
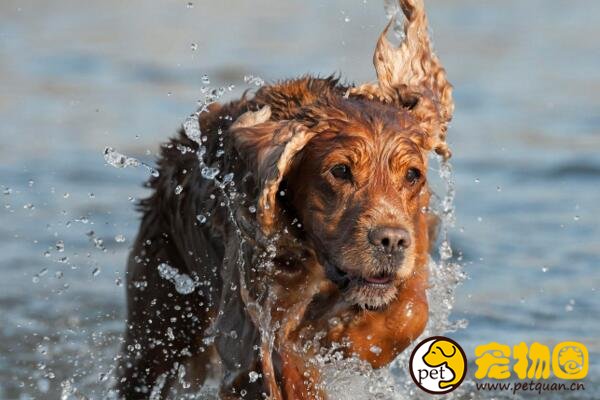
161 74 294 398
426 159 467 335
157 263 198 295
103 147 159 177
244 74 265 87
388 158 466 400
383 0 406 41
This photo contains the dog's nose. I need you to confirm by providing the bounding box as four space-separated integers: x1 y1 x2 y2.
368 227 411 254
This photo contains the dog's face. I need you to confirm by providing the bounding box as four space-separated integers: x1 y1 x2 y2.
284 101 432 310
230 0 454 314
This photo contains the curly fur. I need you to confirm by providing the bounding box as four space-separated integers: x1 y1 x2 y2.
116 0 452 398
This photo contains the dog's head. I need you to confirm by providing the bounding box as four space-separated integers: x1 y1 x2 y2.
232 0 453 310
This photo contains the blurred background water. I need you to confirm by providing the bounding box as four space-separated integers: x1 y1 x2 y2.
0 0 598 398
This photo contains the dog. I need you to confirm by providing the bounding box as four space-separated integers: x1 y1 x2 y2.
115 0 453 398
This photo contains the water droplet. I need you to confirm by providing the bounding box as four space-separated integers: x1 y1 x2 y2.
186 1 193 8
104 147 140 168
190 43 198 51
201 166 220 180
222 172 234 185
201 74 210 85
92 268 100 277
541 266 548 273
439 240 452 261
2 187 11 195
248 205 256 214
55 240 65 252
196 214 207 224
23 203 35 210
474 178 480 183
175 185 183 195
573 215 580 221
369 345 382 355
344 16 351 22
158 263 197 294
248 371 260 383
91 235 105 250
244 74 265 87
115 234 126 243
183 116 202 143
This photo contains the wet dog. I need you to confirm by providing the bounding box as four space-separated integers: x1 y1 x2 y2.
116 0 453 398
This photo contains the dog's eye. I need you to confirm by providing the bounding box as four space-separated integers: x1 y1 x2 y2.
330 164 352 180
405 167 422 184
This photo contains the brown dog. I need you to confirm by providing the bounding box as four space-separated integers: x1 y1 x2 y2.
115 0 453 398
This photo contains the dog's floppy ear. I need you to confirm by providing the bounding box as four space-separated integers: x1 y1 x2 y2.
349 0 454 159
232 106 316 236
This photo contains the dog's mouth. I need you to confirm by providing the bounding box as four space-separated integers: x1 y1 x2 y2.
325 262 395 287
325 262 398 310
361 274 394 285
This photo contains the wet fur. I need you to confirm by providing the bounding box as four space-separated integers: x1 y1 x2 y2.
116 77 434 398
116 0 453 398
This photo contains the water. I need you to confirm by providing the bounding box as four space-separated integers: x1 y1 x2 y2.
1 0 599 398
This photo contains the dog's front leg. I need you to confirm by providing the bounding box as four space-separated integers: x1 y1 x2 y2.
259 340 284 400
326 268 429 368
279 346 326 400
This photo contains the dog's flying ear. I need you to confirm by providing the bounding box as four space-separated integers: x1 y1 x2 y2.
349 0 454 159
232 106 316 235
